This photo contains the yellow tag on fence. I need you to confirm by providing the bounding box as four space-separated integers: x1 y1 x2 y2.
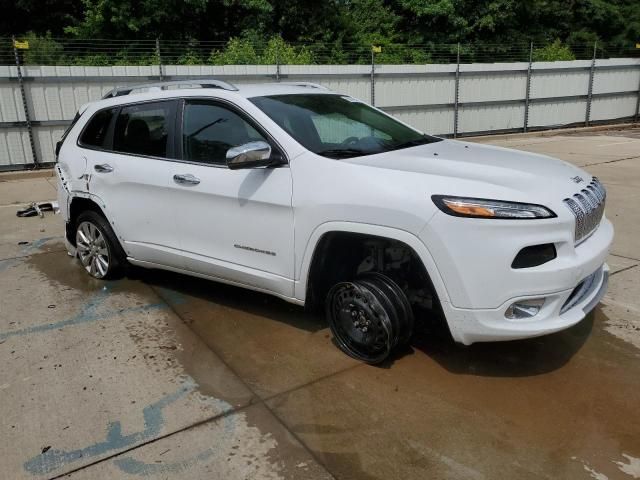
13 40 29 50
372 45 382 53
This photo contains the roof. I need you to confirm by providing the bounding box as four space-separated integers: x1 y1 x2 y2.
83 80 335 114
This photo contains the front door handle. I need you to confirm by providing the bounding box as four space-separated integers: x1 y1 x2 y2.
173 173 201 185
94 164 114 173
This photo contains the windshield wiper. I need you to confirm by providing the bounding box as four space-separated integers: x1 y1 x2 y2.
316 148 367 159
389 136 443 151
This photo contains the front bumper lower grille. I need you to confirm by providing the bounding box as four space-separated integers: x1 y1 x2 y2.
560 267 602 314
563 177 606 245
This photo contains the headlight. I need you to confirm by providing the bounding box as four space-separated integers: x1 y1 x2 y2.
432 195 556 219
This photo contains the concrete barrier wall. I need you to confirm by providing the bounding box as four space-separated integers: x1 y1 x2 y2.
0 59 638 169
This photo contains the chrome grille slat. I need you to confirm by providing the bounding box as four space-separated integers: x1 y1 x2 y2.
563 177 606 245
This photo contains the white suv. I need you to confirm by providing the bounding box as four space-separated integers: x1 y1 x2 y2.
55 79 613 363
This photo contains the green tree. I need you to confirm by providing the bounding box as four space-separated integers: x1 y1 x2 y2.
2 0 639 65
21 32 65 65
208 37 261 65
208 35 312 65
533 39 576 61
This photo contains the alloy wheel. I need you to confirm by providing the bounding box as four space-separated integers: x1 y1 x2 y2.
76 221 110 279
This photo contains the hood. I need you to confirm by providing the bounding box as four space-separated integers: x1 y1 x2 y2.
343 139 588 201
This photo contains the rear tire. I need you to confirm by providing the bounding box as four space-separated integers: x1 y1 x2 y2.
326 274 414 364
75 211 126 279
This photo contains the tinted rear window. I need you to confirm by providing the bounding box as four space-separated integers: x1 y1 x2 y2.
79 108 116 148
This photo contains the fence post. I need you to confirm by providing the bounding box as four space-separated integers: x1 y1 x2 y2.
275 43 280 82
585 41 597 127
370 47 375 106
524 42 533 132
155 37 163 81
12 35 38 167
634 65 640 122
453 43 460 138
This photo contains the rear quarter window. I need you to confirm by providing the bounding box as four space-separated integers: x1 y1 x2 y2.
79 108 117 148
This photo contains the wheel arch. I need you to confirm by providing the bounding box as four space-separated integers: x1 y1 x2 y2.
297 222 450 311
67 195 111 246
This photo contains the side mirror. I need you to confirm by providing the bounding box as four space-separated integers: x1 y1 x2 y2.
226 141 278 170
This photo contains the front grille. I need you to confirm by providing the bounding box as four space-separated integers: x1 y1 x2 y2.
563 177 606 245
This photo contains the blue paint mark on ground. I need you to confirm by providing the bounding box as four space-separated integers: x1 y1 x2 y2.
112 394 237 477
0 286 165 342
0 258 17 274
20 236 62 254
114 449 215 476
24 381 198 475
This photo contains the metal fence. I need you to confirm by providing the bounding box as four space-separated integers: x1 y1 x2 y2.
2 37 638 66
1 39 639 171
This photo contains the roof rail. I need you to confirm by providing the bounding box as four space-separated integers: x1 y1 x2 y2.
102 79 238 99
279 82 330 91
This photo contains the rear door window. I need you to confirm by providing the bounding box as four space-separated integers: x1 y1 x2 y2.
113 101 176 158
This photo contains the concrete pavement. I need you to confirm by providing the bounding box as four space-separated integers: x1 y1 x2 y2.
1 128 640 480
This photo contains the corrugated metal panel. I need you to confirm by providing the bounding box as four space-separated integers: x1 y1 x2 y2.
459 104 525 133
530 69 590 99
0 60 638 168
590 94 638 121
0 84 21 122
459 72 526 102
0 129 32 166
528 98 587 128
388 108 454 136
377 76 455 107
34 126 66 164
593 68 640 94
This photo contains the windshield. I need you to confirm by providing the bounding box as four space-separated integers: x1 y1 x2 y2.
250 94 442 158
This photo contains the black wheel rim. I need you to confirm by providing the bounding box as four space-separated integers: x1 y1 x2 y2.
326 282 392 364
360 272 414 345
357 278 402 348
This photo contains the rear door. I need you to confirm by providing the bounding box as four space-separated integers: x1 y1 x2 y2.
81 99 185 268
170 98 295 297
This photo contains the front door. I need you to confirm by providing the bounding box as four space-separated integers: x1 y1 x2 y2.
170 99 295 297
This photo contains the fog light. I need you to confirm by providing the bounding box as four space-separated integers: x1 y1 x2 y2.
505 298 545 319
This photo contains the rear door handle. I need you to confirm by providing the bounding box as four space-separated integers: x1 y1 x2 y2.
94 164 114 173
173 174 201 185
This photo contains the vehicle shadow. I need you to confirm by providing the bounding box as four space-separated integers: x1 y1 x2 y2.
405 312 595 377
132 267 326 333
132 266 594 377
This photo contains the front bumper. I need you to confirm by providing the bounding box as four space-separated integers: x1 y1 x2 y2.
420 207 613 345
445 263 609 345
